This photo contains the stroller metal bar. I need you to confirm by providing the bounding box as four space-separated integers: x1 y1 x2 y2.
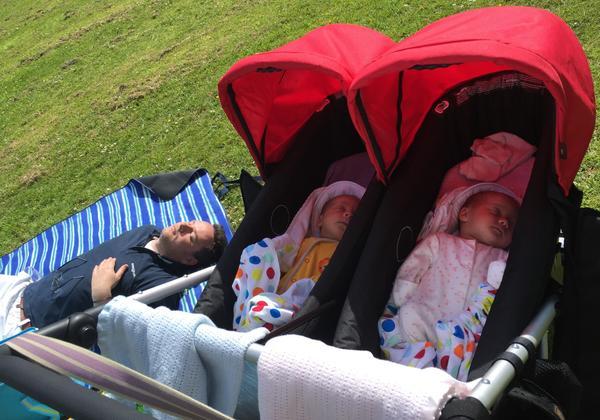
32 265 216 346
257 300 337 344
129 265 215 305
245 343 263 363
522 296 558 344
469 348 529 410
468 295 559 410
244 296 559 378
0 354 150 419
540 331 549 359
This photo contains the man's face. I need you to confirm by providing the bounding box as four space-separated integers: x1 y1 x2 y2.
459 191 519 249
318 195 360 241
157 220 215 265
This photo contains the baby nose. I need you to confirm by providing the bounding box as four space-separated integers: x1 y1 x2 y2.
498 217 508 229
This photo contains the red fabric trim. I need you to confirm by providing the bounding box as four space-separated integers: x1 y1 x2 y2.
218 24 395 176
218 8 595 193
349 7 595 193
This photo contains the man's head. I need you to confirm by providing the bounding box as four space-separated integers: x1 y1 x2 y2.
157 221 227 267
317 194 360 241
458 191 520 249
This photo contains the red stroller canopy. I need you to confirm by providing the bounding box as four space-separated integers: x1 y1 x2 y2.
218 24 395 176
348 6 596 194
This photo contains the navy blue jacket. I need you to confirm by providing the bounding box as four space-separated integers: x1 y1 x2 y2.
23 225 187 328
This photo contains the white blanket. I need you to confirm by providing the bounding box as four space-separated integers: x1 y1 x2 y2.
97 296 268 417
258 335 473 420
0 272 32 340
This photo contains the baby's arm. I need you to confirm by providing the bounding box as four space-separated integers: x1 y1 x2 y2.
379 234 439 352
390 234 438 306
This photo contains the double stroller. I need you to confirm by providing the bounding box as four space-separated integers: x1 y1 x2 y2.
1 6 597 419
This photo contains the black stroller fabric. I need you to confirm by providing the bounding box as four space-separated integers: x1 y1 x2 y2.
333 71 563 378
195 96 384 342
554 207 600 420
239 169 264 213
492 359 582 420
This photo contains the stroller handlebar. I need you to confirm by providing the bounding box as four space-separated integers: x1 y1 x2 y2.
441 294 559 418
32 265 216 346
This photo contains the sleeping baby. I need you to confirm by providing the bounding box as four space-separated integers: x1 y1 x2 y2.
379 182 520 380
233 180 364 331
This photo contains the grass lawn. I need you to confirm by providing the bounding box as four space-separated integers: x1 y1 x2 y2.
0 0 598 254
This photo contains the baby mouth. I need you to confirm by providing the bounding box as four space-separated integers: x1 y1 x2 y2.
490 226 503 236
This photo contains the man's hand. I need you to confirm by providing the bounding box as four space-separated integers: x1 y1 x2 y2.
91 257 128 304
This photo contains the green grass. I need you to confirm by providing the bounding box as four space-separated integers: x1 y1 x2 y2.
0 0 598 254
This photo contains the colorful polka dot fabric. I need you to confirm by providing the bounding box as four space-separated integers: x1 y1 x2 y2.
379 282 497 381
232 237 315 332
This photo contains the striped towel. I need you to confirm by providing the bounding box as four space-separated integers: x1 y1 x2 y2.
0 169 232 312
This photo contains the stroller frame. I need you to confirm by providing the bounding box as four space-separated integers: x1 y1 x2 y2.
0 268 558 419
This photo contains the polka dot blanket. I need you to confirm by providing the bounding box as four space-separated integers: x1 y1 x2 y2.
379 282 498 381
232 237 316 331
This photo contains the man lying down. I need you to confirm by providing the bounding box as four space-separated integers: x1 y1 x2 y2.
0 221 227 339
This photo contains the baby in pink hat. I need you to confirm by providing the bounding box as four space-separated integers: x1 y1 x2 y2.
379 183 520 380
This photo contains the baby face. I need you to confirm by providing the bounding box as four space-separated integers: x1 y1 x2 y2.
318 194 360 241
458 191 519 249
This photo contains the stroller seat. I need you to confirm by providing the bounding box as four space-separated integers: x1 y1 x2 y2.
334 70 560 378
195 24 395 342
196 96 386 342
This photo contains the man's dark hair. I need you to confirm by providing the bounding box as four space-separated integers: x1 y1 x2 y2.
192 223 228 269
211 223 228 260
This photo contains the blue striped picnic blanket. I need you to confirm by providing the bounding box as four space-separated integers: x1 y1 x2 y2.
0 169 232 312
